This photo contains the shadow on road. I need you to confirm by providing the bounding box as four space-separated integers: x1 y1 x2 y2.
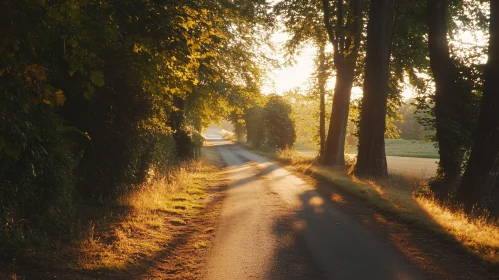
264 175 496 280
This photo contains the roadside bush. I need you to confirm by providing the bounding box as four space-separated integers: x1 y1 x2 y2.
0 0 267 269
263 95 296 149
0 90 77 247
244 106 265 148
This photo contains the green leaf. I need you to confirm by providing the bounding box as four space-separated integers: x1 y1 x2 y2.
90 70 105 87
0 137 5 150
84 85 95 100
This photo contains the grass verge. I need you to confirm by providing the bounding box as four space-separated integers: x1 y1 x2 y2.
1 146 226 279
248 145 499 265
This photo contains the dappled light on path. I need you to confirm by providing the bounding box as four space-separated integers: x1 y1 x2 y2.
264 143 499 268
205 135 425 279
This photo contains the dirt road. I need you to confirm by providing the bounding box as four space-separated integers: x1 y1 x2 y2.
203 133 424 280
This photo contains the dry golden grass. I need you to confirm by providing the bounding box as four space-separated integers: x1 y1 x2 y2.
416 197 499 262
269 147 499 264
77 149 223 271
2 146 225 280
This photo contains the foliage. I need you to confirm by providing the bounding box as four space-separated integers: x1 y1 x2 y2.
283 89 332 150
395 100 433 140
244 106 265 148
263 95 297 149
273 0 328 61
0 0 271 260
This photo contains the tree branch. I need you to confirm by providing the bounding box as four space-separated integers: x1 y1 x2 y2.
337 0 344 52
322 0 338 51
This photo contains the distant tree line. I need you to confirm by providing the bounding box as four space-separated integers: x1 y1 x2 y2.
394 100 433 141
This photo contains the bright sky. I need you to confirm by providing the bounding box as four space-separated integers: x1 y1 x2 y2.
272 46 316 94
263 25 487 101
261 32 315 95
262 31 405 100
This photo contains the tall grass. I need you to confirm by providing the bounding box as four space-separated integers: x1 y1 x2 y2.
1 148 223 279
77 156 219 271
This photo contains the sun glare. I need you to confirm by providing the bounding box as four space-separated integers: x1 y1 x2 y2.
267 23 488 101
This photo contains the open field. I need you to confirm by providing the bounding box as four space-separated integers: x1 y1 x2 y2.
353 139 439 158
297 151 438 178
298 139 439 159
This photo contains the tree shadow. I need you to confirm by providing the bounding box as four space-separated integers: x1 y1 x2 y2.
216 143 499 279
265 188 425 280
264 173 499 280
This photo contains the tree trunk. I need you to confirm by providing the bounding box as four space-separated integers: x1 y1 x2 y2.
456 1 499 216
318 43 327 159
324 66 355 165
322 0 364 165
169 96 189 159
230 111 245 141
427 0 467 200
353 0 395 178
234 122 244 141
244 109 253 144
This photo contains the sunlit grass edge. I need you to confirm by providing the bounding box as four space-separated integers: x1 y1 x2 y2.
248 145 499 265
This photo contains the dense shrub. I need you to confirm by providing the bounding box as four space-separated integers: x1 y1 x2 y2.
243 95 297 150
0 0 267 250
263 95 296 149
244 106 265 148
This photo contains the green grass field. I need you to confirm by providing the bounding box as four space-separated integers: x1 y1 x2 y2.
346 139 438 158
297 139 439 159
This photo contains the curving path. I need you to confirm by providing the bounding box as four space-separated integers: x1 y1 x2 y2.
202 131 425 280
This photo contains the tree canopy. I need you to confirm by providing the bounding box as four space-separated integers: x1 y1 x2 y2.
3 1 499 267
0 0 271 231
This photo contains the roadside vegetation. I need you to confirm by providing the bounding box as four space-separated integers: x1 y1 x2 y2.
262 148 499 264
3 0 499 277
1 146 226 279
0 0 269 277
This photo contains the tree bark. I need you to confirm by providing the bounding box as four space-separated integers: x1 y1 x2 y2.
322 0 364 165
234 122 244 141
353 0 395 178
169 96 189 158
456 1 499 216
324 67 354 165
427 0 466 200
230 111 245 141
244 113 253 144
318 43 327 158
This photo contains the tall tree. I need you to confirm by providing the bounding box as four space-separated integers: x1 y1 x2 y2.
426 0 472 200
0 0 271 228
273 0 331 159
322 0 364 165
456 1 499 216
353 0 396 177
318 42 328 157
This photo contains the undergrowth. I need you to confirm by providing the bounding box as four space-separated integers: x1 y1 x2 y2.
1 147 223 278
